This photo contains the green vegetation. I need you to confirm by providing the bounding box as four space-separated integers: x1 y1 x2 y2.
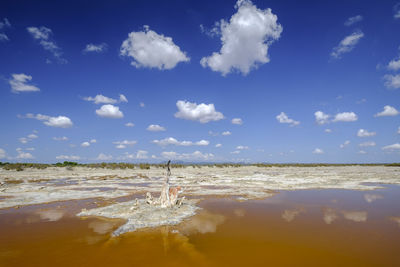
0 161 399 171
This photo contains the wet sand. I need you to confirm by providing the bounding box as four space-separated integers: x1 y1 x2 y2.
1 184 400 266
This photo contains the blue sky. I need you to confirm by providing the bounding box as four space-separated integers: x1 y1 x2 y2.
0 0 400 163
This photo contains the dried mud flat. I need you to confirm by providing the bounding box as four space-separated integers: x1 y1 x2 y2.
1 166 400 234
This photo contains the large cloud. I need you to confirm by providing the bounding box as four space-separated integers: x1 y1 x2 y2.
332 112 358 122
96 104 124 118
152 137 209 147
174 100 224 123
120 25 189 70
276 112 300 126
374 105 399 117
200 0 282 75
331 30 364 59
9 74 40 93
27 26 66 63
22 113 73 128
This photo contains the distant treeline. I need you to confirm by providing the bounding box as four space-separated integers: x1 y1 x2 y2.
0 161 399 171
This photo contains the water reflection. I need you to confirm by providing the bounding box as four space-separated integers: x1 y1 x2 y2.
363 193 383 203
36 209 64 222
390 217 400 227
322 207 338 224
342 210 368 222
178 211 225 235
281 207 305 222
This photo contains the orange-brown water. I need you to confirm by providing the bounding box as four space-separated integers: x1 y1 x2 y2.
1 185 400 266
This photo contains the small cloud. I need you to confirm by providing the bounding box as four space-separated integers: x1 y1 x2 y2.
359 141 376 147
398 126 400 134
90 139 96 143
84 94 128 104
83 43 108 53
160 150 214 161
382 143 400 151
314 111 330 125
383 74 400 89
344 15 363 26
374 105 399 117
276 112 300 126
53 136 68 141
313 148 324 154
236 145 249 150
139 102 145 108
152 137 209 147
9 73 40 93
324 129 332 133
340 140 350 149
356 98 367 104
358 150 367 154
120 25 189 70
221 131 231 136
357 129 376 137
0 148 7 159
215 143 222 148
81 142 90 147
231 118 243 125
332 112 358 122
174 100 224 123
231 150 240 154
56 155 80 160
113 140 137 149
125 122 135 127
16 148 34 159
96 104 124 118
147 124 166 132
394 3 400 19
331 30 364 59
96 153 112 161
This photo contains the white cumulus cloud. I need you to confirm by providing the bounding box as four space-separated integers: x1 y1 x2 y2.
0 148 6 159
231 118 243 125
113 140 137 149
53 136 68 141
276 112 300 126
383 74 400 89
174 100 224 123
215 143 222 148
332 112 358 122
81 142 90 147
374 105 399 117
382 143 400 151
120 25 189 70
22 113 73 128
222 131 232 136
200 0 282 75
147 124 166 132
314 111 330 125
96 104 124 118
236 145 249 150
125 122 135 127
331 30 364 59
357 129 376 137
84 94 128 104
313 148 324 154
9 74 40 93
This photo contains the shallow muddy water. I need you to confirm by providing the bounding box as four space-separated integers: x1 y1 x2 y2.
0 185 399 266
